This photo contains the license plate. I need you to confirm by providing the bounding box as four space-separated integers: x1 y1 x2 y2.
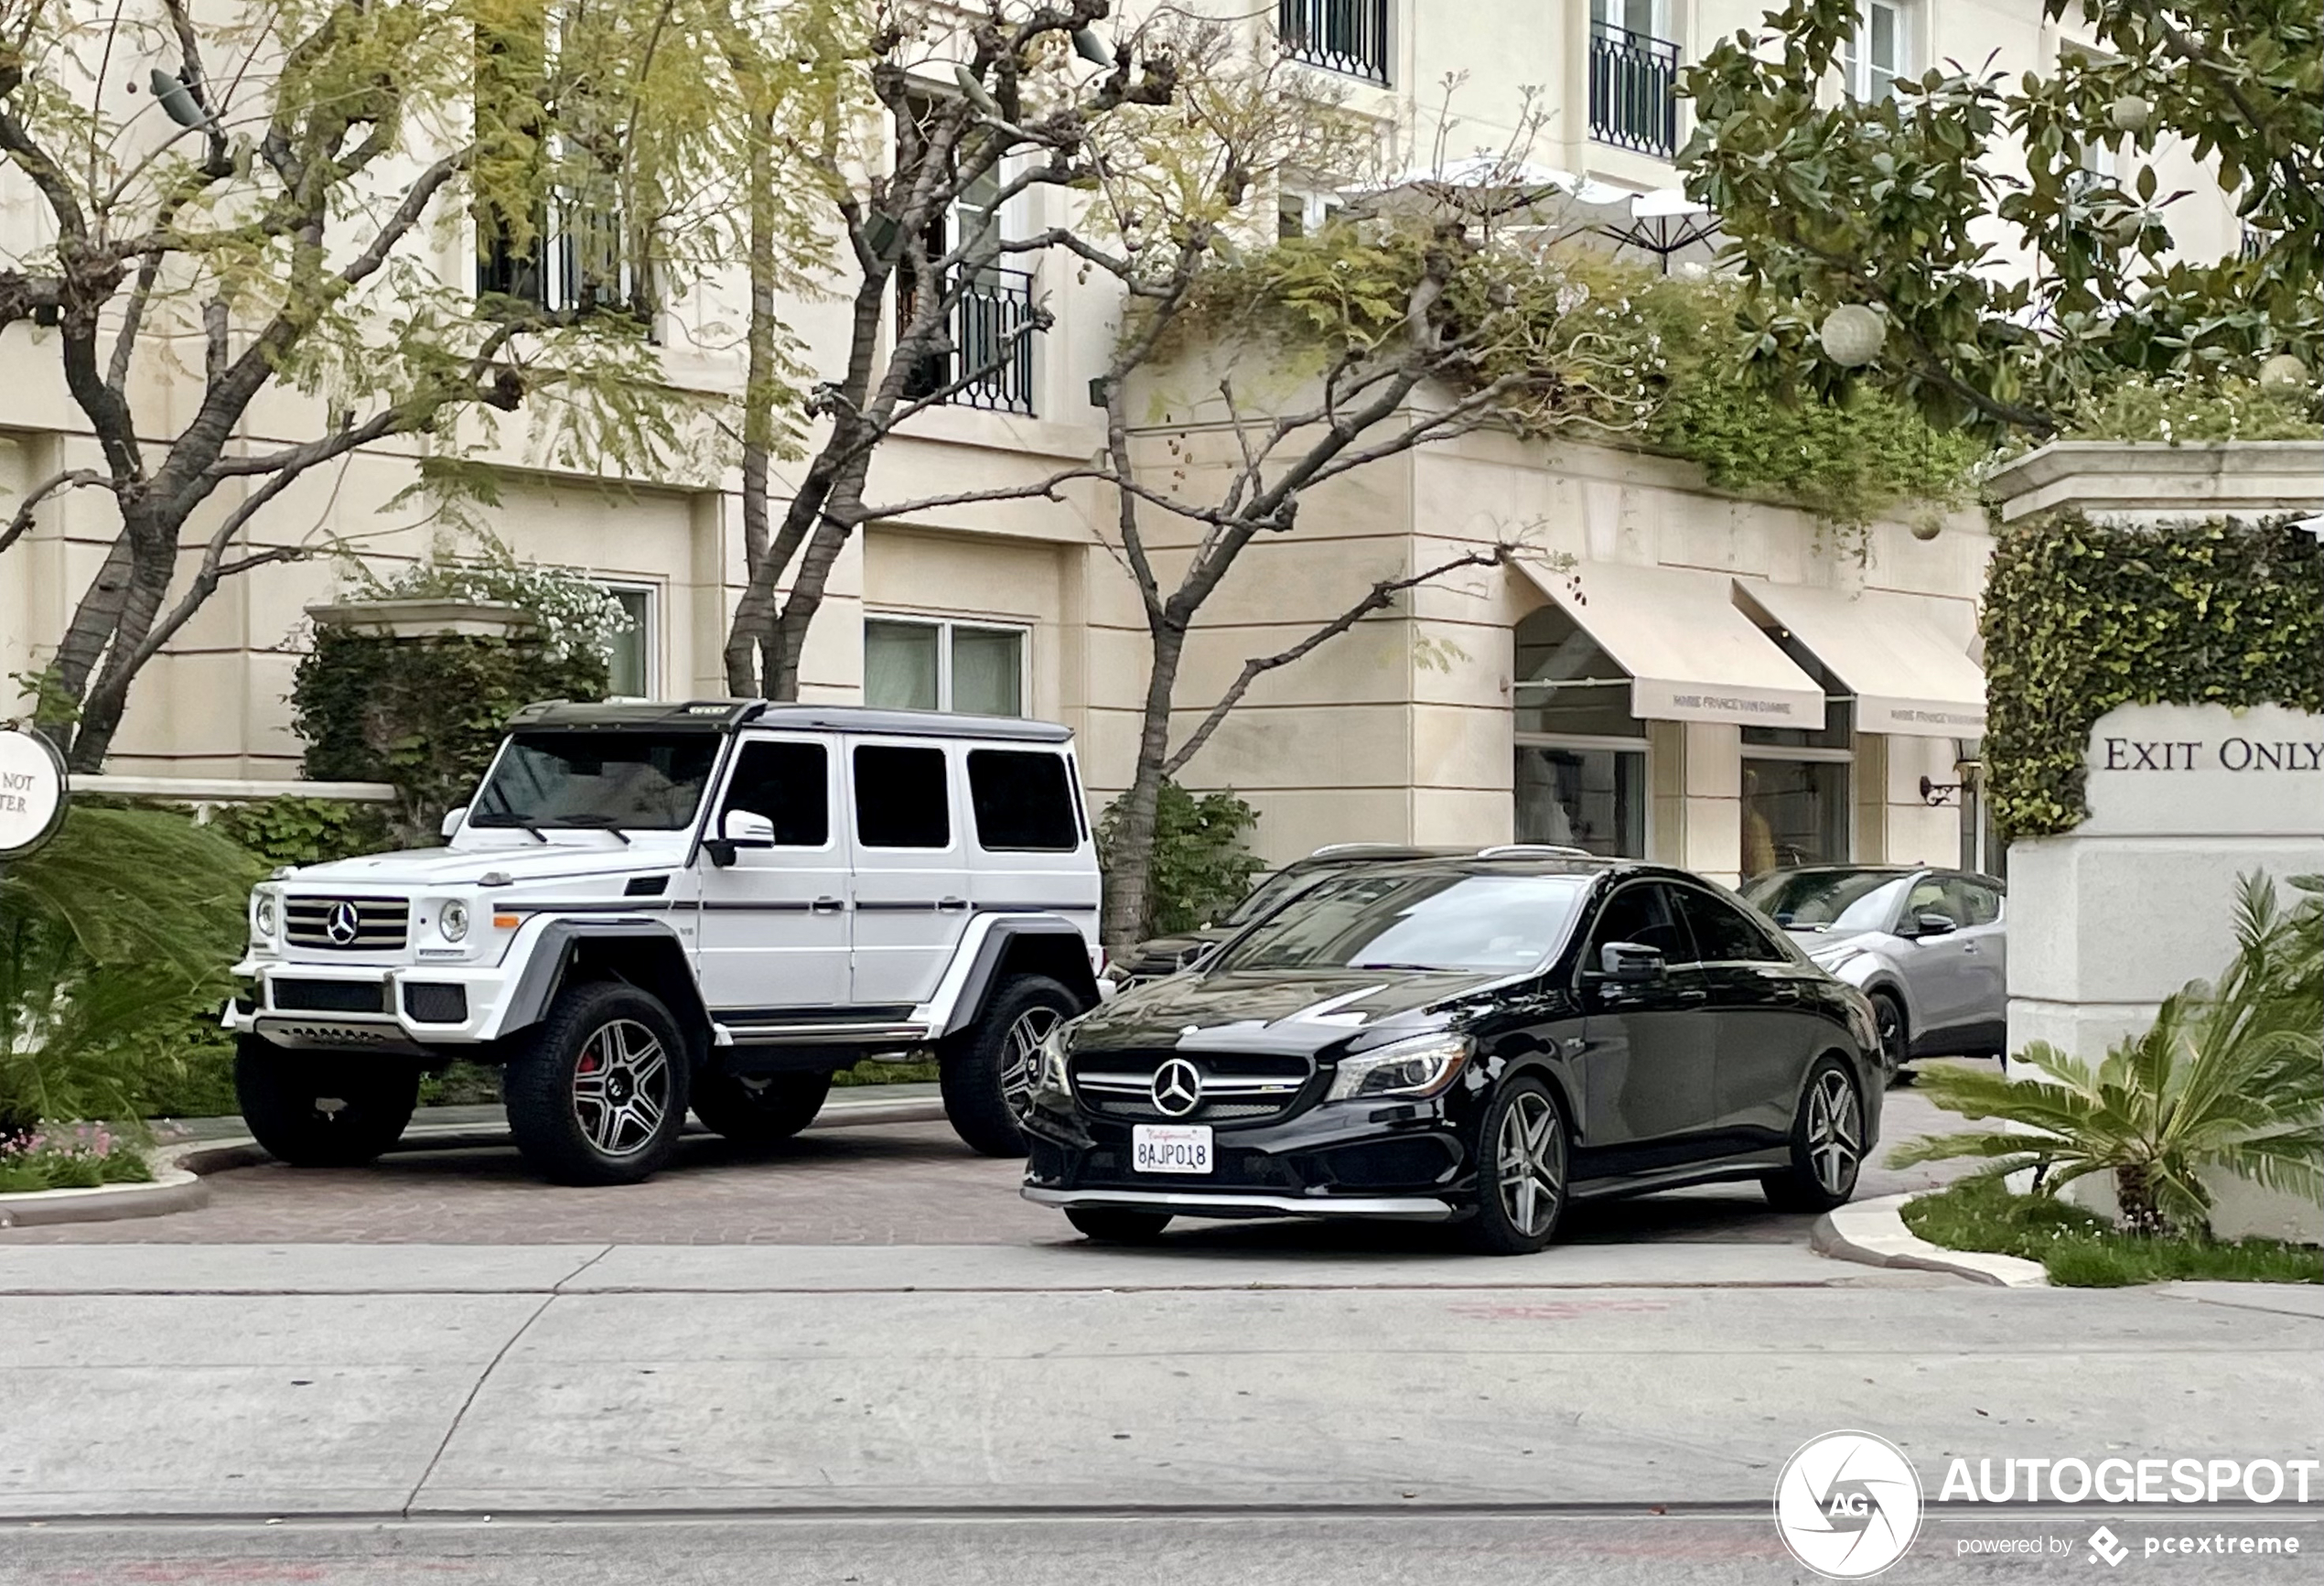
1132 1124 1212 1174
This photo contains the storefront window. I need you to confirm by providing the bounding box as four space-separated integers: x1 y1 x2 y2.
1516 744 1644 857
1512 604 1647 857
1739 628 1849 875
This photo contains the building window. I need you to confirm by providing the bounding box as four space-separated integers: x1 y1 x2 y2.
1741 632 1851 876
1844 0 1907 102
478 188 654 327
865 617 1026 716
1278 0 1391 84
597 584 656 698
1275 188 1346 240
897 117 1038 415
1589 0 1680 158
1512 604 1647 858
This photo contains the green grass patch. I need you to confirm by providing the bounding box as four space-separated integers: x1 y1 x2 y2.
1903 1179 2324 1287
833 1061 940 1086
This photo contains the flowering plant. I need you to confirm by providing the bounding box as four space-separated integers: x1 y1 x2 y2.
0 1122 155 1192
350 534 633 663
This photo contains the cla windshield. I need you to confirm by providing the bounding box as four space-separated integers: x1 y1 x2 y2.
1210 872 1588 976
1742 869 1910 932
469 731 722 832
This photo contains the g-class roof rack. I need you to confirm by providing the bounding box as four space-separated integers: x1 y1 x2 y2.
502 699 1072 741
1475 844 1598 859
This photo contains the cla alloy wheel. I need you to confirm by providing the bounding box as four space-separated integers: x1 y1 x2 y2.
1459 1077 1569 1256
1762 1059 1865 1213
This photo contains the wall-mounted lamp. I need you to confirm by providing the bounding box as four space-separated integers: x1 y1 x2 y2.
1921 753 1982 807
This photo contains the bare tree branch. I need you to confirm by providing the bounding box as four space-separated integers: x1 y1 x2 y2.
0 468 110 557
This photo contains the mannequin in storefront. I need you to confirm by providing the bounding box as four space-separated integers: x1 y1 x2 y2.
1742 766 1778 879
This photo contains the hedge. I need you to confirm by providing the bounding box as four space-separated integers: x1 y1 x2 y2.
1981 514 2324 841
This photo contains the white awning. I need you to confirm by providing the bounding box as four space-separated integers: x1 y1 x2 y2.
1517 560 1826 729
1734 582 1987 738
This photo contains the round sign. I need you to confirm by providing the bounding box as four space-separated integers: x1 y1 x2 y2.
0 728 69 858
1773 1429 1924 1579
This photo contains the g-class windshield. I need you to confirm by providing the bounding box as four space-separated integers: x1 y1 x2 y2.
469 731 722 832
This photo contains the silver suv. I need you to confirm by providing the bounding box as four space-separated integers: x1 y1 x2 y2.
229 701 1102 1183
1739 865 2007 1078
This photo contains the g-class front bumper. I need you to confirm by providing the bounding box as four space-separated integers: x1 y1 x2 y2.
227 957 522 1057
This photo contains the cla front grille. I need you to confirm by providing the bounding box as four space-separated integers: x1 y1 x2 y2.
1072 1051 1313 1127
271 978 387 1014
284 895 411 951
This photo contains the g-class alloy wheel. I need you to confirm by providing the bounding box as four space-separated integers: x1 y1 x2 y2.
505 981 692 1185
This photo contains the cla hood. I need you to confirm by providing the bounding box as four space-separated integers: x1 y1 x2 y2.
1112 928 1232 975
287 839 681 889
1073 967 1500 1055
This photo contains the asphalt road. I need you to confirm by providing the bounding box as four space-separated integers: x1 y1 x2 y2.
6 1511 2320 1586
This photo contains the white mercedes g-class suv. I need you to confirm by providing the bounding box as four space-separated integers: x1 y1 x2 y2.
228 700 1103 1184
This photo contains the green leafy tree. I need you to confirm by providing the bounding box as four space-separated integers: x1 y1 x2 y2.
1096 782 1264 939
0 0 725 771
0 808 258 1133
1893 873 2324 1235
1679 0 2322 439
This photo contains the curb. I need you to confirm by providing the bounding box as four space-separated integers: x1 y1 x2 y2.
1812 1192 2050 1288
0 1167 208 1229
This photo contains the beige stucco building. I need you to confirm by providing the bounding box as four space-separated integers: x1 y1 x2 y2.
0 0 2245 883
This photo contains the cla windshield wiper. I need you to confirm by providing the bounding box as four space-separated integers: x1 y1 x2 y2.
1350 961 1452 973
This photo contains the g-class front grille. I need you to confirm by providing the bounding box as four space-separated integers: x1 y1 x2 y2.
284 895 411 951
1071 1052 1313 1127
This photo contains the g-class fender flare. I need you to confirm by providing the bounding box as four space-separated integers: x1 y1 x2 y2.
924 914 1101 1038
494 918 707 1042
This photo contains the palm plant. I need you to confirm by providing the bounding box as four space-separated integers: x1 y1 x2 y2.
1892 872 2324 1237
0 808 259 1135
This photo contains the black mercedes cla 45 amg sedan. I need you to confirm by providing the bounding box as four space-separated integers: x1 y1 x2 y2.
1021 856 1885 1255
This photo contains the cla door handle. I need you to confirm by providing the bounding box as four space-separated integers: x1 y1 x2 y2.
1961 943 1980 955
1675 988 1709 1005
811 896 844 914
936 896 970 912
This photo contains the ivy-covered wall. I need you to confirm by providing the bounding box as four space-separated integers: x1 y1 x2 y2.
295 628 608 845
1982 514 2324 840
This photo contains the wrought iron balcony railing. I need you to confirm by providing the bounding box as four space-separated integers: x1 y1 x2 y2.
898 265 1038 416
1589 22 1680 160
1279 0 1391 84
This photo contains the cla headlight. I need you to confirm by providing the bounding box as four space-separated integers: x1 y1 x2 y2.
1326 1033 1472 1103
1030 1021 1071 1102
252 890 278 939
438 900 470 943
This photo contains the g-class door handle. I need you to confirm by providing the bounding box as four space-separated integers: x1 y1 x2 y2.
811 896 844 914
936 896 969 912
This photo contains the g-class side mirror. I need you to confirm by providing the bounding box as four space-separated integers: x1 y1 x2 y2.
440 805 467 840
705 808 776 868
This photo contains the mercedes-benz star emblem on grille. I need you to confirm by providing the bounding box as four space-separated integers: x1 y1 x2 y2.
1151 1058 1202 1117
325 901 361 945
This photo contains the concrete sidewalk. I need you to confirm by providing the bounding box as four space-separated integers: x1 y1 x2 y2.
4 1242 2318 1520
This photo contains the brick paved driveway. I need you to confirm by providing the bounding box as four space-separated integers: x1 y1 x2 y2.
0 1084 1976 1248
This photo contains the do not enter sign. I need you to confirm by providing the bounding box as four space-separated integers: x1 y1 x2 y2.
0 728 68 858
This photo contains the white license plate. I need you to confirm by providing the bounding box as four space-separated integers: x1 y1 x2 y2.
1132 1124 1212 1174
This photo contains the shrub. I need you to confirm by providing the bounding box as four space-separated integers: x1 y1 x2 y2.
0 808 260 1137
0 1123 155 1192
1892 873 2323 1236
209 796 395 866
1099 782 1266 938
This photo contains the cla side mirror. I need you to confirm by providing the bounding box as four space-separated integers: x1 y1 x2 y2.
705 808 776 868
440 805 468 840
1595 941 1667 981
1911 912 1958 937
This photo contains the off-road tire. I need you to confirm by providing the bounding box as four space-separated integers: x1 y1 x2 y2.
1064 1207 1173 1243
1458 1076 1570 1257
939 974 1081 1157
692 1070 832 1146
234 1035 418 1168
1761 1056 1866 1213
504 980 691 1185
